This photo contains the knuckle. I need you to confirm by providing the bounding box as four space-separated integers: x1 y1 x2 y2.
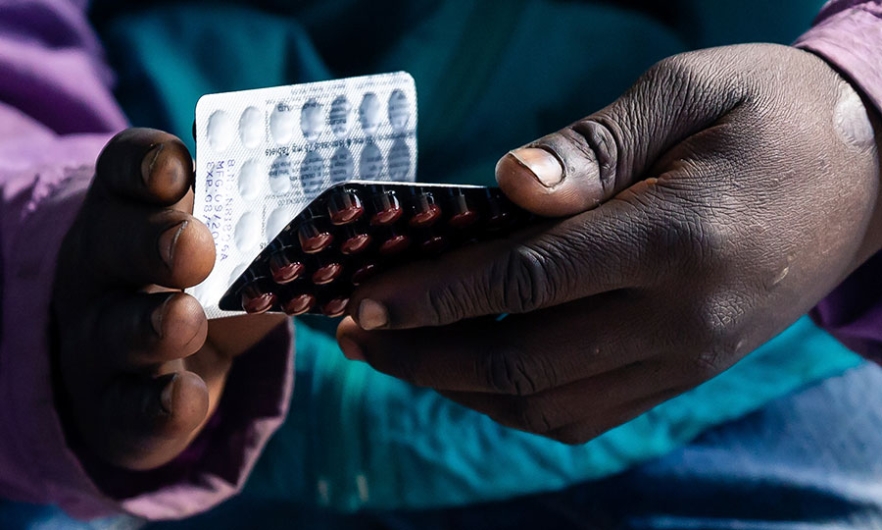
420 246 557 324
690 211 738 264
530 123 617 202
683 296 749 381
567 119 619 198
650 53 702 87
647 207 736 276
424 280 469 326
95 128 189 204
497 246 546 314
493 243 566 314
633 51 746 131
646 53 719 106
480 345 539 397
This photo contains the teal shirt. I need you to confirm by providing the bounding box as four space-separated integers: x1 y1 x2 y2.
92 0 860 512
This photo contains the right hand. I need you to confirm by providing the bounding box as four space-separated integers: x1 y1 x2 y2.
53 128 286 471
337 44 881 444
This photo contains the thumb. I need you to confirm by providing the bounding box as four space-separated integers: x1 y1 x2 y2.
496 52 746 217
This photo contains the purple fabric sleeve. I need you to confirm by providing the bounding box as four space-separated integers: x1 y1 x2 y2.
794 1 882 362
0 0 294 520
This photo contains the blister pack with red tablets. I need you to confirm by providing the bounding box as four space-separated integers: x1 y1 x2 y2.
188 73 532 318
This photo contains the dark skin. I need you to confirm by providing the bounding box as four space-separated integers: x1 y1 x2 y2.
337 44 882 443
53 129 285 470
51 43 880 470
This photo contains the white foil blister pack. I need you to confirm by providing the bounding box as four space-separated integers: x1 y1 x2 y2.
188 72 418 318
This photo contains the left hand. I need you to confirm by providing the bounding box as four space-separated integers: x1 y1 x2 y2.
53 128 287 470
336 44 882 444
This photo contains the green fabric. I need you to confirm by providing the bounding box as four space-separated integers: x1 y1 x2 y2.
100 4 332 154
93 0 851 512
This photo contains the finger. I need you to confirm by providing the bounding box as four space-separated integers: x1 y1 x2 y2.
495 51 746 217
544 389 680 445
205 313 290 359
94 128 194 206
85 199 215 288
91 371 209 470
348 194 666 330
98 292 208 369
337 294 659 394
438 361 687 437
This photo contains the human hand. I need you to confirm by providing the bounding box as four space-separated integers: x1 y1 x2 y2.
53 128 287 470
337 44 882 443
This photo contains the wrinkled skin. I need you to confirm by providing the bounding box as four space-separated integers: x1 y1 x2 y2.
338 44 882 444
53 129 286 470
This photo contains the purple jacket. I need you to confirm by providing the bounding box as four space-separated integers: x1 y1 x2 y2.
0 0 878 521
795 1 882 362
0 0 293 519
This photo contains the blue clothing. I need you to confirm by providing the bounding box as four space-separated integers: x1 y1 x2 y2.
157 361 882 529
7 348 882 529
243 318 860 512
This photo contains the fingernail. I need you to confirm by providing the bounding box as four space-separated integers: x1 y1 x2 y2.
357 299 388 330
509 148 563 187
339 337 366 362
141 143 164 187
151 294 174 338
160 374 176 414
158 221 188 268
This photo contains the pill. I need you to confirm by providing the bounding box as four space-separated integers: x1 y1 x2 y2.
321 296 349 317
359 142 383 179
330 146 354 184
351 262 379 286
301 150 325 199
328 190 364 225
329 95 352 137
283 292 315 316
379 230 411 255
312 260 343 285
270 102 296 145
269 252 304 284
340 230 372 255
269 154 294 195
206 110 235 151
409 191 442 228
387 138 410 180
359 93 382 135
448 190 479 229
300 99 324 143
241 284 276 314
234 212 261 253
239 106 263 149
238 159 265 200
266 206 292 242
298 219 334 254
371 190 403 225
388 89 410 132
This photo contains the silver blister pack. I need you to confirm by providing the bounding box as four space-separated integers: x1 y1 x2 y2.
188 72 418 318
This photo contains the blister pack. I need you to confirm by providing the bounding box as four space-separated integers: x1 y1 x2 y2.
218 181 534 317
188 72 419 318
